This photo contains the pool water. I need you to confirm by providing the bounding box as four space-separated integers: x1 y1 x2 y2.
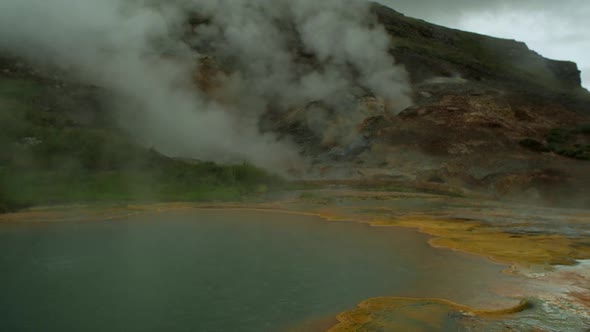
0 210 519 331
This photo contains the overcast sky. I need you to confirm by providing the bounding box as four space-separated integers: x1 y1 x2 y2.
378 0 590 88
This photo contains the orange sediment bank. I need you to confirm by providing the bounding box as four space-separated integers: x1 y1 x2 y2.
328 297 531 332
0 203 197 223
195 206 590 268
213 203 590 328
3 199 589 269
369 216 590 268
375 218 578 268
6 201 587 269
264 206 590 269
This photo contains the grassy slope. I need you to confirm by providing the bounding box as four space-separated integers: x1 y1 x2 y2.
373 5 590 115
0 75 282 212
376 7 560 86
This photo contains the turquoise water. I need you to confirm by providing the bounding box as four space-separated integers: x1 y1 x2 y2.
0 210 515 331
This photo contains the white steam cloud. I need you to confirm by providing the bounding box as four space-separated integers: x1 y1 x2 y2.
0 0 410 171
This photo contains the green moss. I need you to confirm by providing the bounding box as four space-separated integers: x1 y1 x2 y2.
519 139 550 152
557 147 589 160
573 124 590 135
0 191 32 213
521 125 590 160
298 191 319 200
0 162 284 209
0 78 44 100
547 128 572 145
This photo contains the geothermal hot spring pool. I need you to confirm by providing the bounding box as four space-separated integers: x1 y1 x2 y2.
0 209 521 331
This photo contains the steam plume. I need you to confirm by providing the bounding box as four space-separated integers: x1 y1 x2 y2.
0 0 411 171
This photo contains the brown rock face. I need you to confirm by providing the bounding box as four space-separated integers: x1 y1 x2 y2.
180 3 590 206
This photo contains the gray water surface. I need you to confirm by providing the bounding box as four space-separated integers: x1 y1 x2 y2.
0 210 517 331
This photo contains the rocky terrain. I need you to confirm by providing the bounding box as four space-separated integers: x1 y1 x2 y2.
1 2 589 208
183 3 590 207
367 5 590 206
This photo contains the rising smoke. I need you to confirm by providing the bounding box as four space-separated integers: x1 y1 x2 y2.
0 0 410 171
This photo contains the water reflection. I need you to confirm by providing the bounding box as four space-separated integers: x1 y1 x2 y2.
0 210 521 332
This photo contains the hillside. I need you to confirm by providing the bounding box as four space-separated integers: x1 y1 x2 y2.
1 2 589 210
365 4 590 206
260 4 590 206
0 58 282 212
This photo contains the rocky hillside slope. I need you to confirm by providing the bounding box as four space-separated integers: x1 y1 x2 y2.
0 58 282 212
1 2 588 208
255 4 589 206
195 3 589 206
363 4 590 206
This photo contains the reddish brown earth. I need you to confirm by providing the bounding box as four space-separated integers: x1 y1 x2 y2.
185 4 590 208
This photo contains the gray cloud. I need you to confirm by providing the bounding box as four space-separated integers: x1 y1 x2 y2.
379 0 589 18
0 0 300 170
0 0 411 172
185 0 411 145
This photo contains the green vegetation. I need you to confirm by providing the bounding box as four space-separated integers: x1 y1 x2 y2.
520 125 590 161
0 162 281 209
0 75 283 212
519 138 550 153
378 185 465 198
